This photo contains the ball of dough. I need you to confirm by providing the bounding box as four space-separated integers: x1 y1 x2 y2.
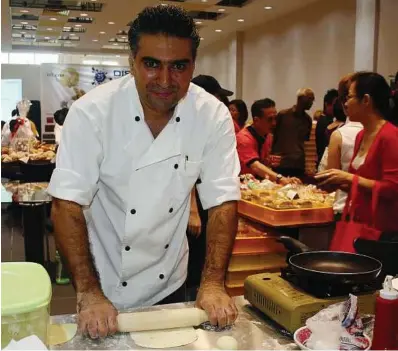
217 336 238 350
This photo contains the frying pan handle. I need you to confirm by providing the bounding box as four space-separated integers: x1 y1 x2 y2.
277 236 312 254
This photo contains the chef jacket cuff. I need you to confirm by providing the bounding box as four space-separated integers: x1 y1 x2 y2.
197 177 241 210
47 168 98 206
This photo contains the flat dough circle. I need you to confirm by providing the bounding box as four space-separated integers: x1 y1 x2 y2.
217 336 238 350
130 327 198 349
47 323 77 346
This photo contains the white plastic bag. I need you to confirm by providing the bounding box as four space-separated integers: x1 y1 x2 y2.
306 295 367 350
318 147 328 172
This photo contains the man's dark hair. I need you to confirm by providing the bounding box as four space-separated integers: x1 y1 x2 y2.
128 5 200 60
323 89 338 110
251 98 275 118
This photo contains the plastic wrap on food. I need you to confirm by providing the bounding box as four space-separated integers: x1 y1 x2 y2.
305 295 368 350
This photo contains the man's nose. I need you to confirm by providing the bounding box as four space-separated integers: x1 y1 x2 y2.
158 66 172 87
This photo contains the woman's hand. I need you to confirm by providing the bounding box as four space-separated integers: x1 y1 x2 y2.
315 169 353 190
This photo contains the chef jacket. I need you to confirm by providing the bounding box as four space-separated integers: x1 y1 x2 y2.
47 75 240 309
236 126 273 175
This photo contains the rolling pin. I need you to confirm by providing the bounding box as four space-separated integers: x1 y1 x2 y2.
117 308 209 332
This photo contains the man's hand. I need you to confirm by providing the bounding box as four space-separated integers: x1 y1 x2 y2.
195 283 238 328
280 176 302 185
77 291 118 339
188 210 202 238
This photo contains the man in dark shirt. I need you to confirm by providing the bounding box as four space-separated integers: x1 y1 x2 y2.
315 89 339 164
272 88 315 178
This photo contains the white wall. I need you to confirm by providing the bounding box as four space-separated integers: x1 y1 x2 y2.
1 64 41 101
377 0 398 79
242 0 356 114
195 34 238 98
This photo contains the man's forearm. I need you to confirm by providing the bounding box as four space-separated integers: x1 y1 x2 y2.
200 201 238 286
251 161 278 181
51 198 102 294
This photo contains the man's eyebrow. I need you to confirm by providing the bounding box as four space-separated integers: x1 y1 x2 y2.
170 59 191 65
142 56 161 64
141 57 191 64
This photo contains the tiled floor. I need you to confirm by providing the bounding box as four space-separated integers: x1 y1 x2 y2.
1 205 77 316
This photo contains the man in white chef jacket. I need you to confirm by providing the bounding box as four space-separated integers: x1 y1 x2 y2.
48 4 240 339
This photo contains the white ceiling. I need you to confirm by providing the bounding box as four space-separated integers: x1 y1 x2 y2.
2 0 321 54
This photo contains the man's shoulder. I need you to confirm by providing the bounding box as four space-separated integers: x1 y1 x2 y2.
237 127 250 138
237 127 255 145
187 83 223 109
72 75 132 111
186 83 230 123
278 107 294 117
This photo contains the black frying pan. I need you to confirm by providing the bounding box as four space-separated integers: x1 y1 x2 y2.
278 236 382 285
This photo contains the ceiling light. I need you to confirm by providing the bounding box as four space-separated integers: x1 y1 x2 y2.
101 61 118 66
81 13 88 17
21 21 28 25
218 8 225 12
201 0 208 2
47 28 53 31
264 6 273 10
108 21 115 25
90 0 97 2
121 36 126 39
50 17 57 21
99 31 106 34
215 29 222 32
83 59 100 65
21 31 26 34
113 43 118 46
92 39 98 42
161 3 167 5
195 21 202 24
20 10 29 13
45 36 50 39
75 24 82 27
238 19 245 22
200 37 204 40
116 55 121 57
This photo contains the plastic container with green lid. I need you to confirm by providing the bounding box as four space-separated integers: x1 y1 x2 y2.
1 262 52 348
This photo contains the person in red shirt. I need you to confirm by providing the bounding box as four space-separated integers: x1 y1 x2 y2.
316 71 398 233
237 98 301 185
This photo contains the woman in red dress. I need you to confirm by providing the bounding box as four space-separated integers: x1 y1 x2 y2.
316 72 398 233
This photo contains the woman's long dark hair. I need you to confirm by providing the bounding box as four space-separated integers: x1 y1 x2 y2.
351 71 393 122
229 99 248 128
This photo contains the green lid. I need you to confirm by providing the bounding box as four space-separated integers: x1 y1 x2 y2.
1 262 52 316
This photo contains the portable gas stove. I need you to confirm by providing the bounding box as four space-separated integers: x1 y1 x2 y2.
244 270 377 333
